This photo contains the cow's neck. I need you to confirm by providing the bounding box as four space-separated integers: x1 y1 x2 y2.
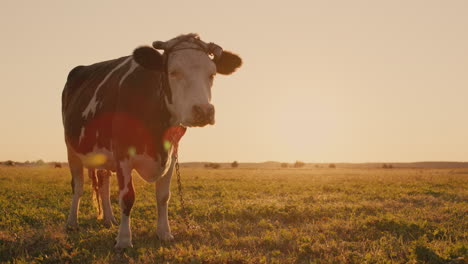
153 74 172 162
131 78 186 182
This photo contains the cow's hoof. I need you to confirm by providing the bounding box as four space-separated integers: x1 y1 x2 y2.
156 231 174 241
66 222 79 231
66 225 79 231
103 217 118 228
115 239 133 248
103 221 113 228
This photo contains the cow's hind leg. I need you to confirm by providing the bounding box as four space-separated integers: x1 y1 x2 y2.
115 161 134 248
97 170 117 227
156 160 175 241
66 149 84 229
88 169 102 219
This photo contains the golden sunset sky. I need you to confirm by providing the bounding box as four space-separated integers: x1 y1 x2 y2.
0 0 467 163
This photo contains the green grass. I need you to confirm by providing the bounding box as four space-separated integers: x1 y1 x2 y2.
0 166 466 263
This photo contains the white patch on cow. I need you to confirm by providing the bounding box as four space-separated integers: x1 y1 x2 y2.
119 59 138 87
119 160 132 199
165 47 216 126
131 151 172 183
114 159 133 248
66 170 84 228
78 127 85 144
82 57 132 119
156 160 175 241
115 213 132 248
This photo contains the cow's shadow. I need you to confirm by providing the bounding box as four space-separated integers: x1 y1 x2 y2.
1 215 181 263
64 218 176 263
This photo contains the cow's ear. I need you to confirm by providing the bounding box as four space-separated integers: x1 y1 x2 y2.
133 46 164 71
215 51 242 75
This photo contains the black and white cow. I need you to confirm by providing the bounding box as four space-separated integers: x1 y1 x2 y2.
62 34 241 248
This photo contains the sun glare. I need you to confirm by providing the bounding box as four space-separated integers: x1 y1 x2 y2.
83 153 107 167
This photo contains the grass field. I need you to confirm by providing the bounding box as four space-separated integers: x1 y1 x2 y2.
0 166 466 263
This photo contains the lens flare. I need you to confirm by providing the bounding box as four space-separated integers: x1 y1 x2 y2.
84 153 107 167
128 146 136 157
163 140 172 152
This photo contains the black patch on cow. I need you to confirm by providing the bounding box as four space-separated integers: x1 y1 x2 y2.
122 180 135 216
66 66 85 86
133 46 164 71
113 66 171 165
215 51 242 75
116 166 134 216
63 54 171 168
116 166 124 190
63 56 130 154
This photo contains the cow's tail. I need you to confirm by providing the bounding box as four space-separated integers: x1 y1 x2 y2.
88 169 102 219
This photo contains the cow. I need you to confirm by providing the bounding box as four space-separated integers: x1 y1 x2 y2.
61 33 242 248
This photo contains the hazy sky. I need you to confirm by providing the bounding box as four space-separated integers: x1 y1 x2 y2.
1 0 467 163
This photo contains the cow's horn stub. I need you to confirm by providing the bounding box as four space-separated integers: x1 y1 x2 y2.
208 43 223 61
152 41 167 50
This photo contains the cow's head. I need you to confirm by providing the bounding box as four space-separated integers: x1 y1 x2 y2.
132 34 242 127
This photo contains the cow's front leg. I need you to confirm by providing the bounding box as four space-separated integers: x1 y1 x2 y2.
66 149 84 229
156 159 175 241
115 161 135 248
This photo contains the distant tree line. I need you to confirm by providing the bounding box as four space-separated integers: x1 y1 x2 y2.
1 160 65 167
382 164 393 169
204 161 240 169
204 163 221 169
280 162 337 168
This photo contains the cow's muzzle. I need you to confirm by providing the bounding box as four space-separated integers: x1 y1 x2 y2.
191 104 215 127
